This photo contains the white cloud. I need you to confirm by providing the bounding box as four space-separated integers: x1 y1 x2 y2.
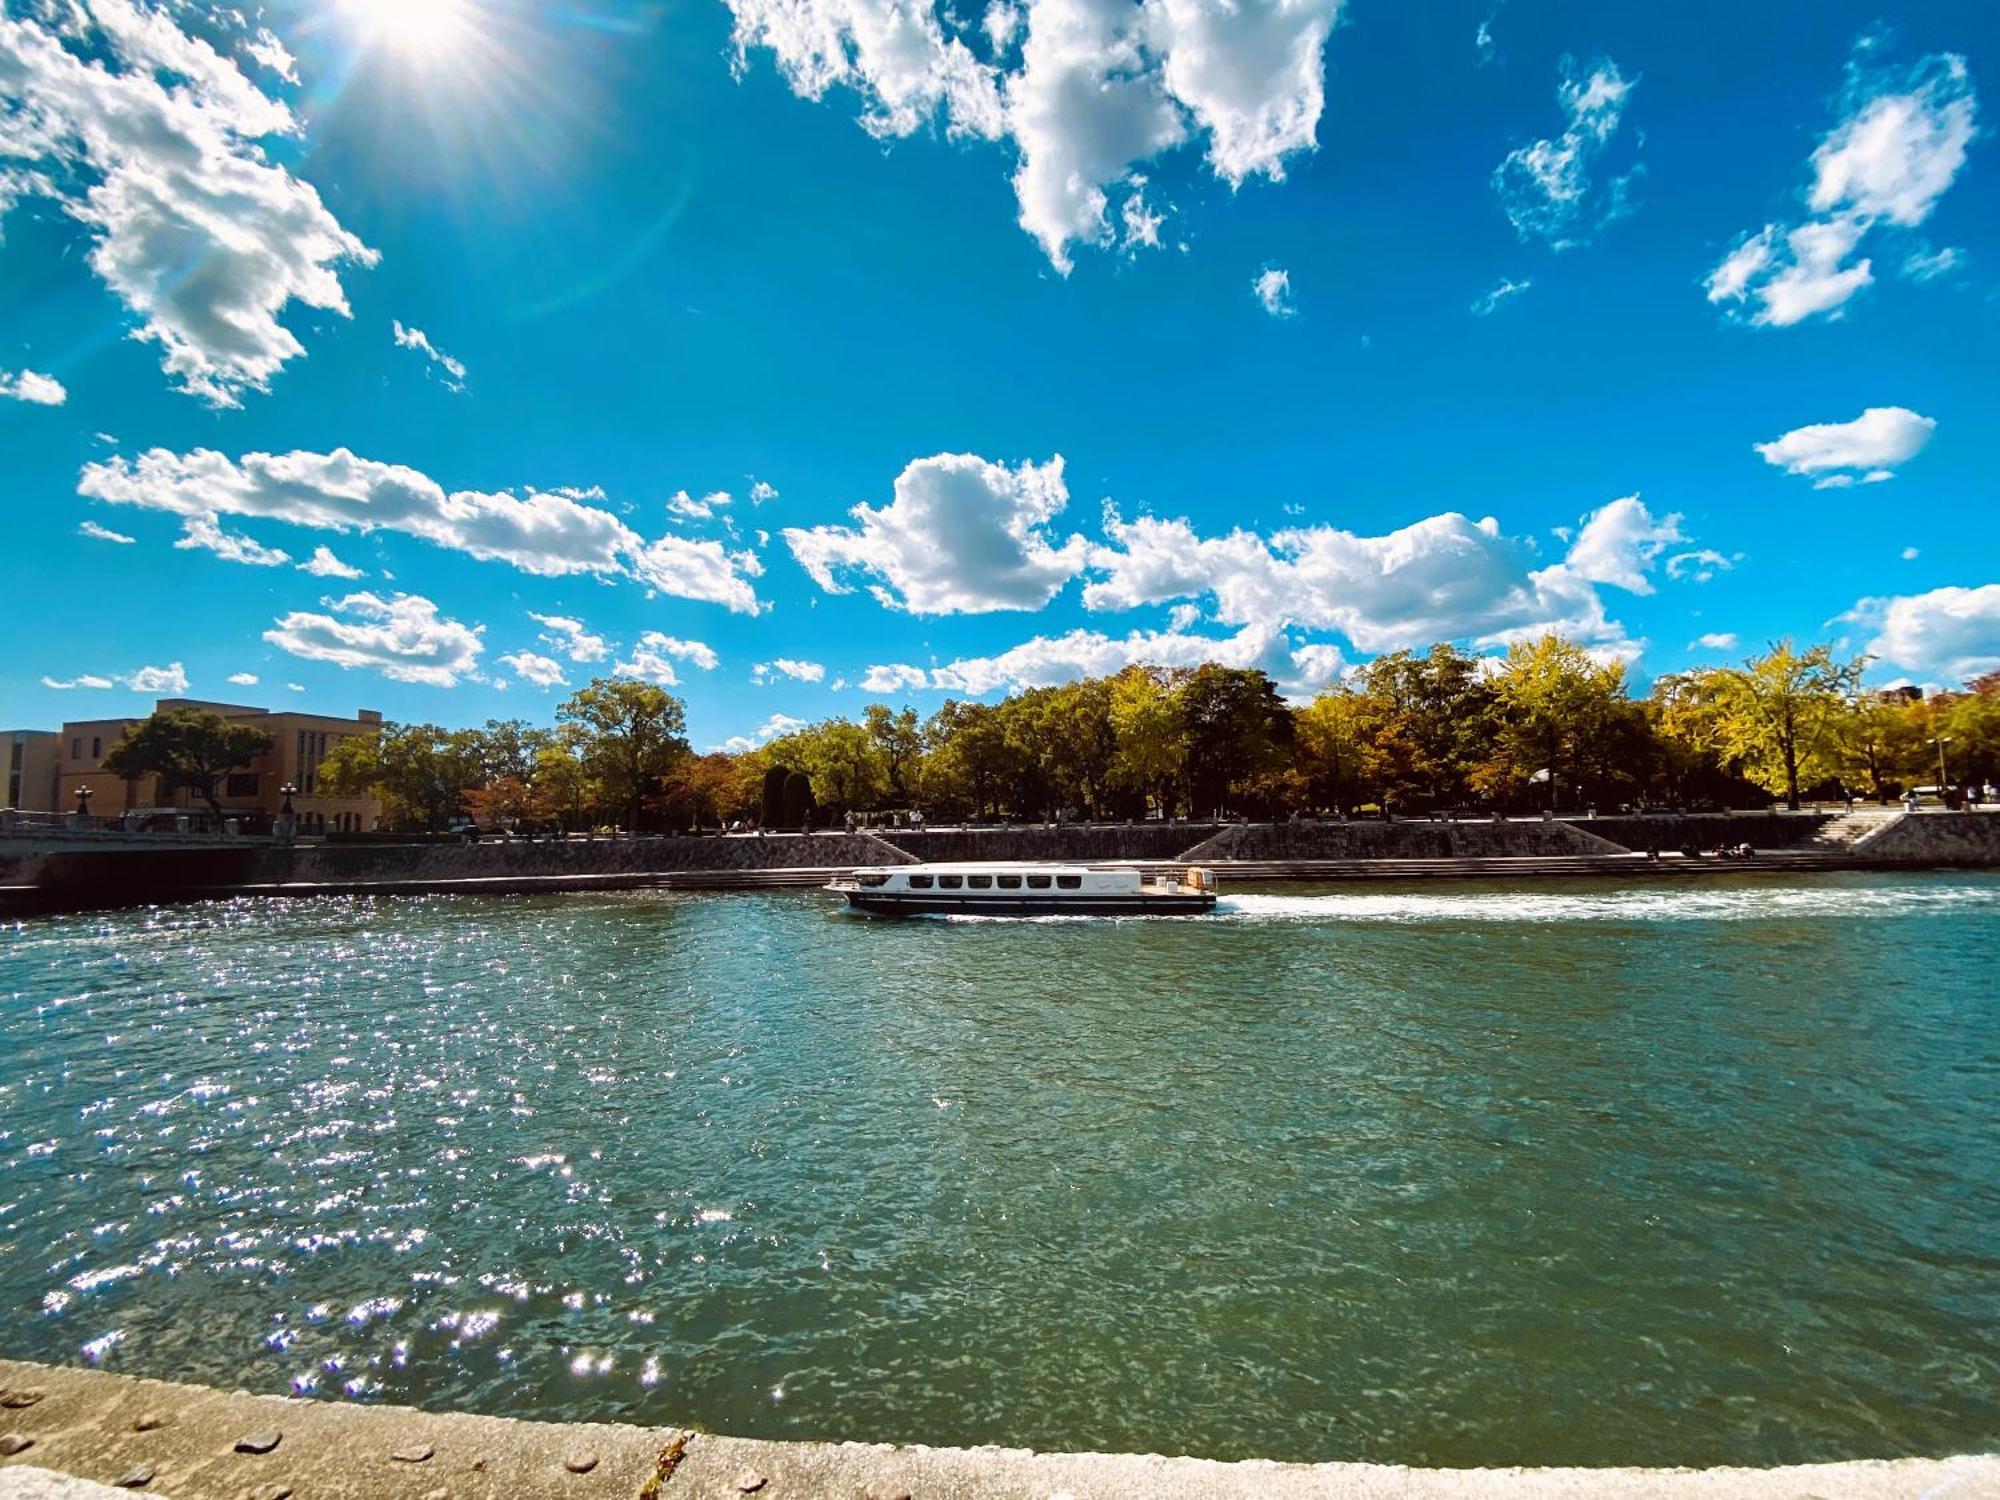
1691 632 1739 652
1470 276 1531 316
1901 546 1920 562
1849 584 2000 684
667 489 732 520
77 447 765 612
0 368 66 404
498 651 569 689
753 658 827 683
867 621 1345 698
1900 244 1963 282
719 712 808 753
78 519 135 544
725 0 1342 272
41 659 188 693
1754 406 1936 486
391 320 466 390
1251 266 1293 317
614 631 719 686
531 612 611 663
299 544 365 579
263 592 484 686
1664 549 1734 584
749 480 779 503
785 452 1085 614
0 1 377 404
174 512 290 566
241 28 298 84
1493 57 1639 248
227 671 259 685
1707 51 1975 327
1079 494 1686 657
286 682 304 692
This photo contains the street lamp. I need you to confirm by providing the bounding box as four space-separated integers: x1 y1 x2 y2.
279 782 297 816
1928 735 1952 798
73 784 94 818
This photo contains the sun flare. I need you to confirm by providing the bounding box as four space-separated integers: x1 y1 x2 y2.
344 0 474 58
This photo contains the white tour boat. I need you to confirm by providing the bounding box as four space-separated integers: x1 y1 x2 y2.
827 861 1217 917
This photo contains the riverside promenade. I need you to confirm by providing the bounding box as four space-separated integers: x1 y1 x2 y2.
3 1359 1996 1500
1 810 1997 913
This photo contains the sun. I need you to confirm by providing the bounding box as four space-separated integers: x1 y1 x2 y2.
343 0 474 59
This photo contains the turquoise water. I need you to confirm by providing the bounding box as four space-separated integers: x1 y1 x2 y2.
1 874 1996 1467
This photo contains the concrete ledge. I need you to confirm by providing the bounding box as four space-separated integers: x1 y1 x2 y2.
2 1360 1996 1499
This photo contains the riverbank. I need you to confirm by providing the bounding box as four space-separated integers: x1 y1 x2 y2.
3 1360 1994 1499
2 812 1996 913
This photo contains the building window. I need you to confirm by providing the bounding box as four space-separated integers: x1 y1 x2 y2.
71 738 82 759
226 772 258 796
304 771 316 794
91 737 101 758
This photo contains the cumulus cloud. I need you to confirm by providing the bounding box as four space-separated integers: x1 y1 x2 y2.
498 650 569 688
531 612 611 662
1080 494 1689 657
726 0 1342 271
667 489 732 521
391 320 466 390
719 712 809 753
1470 276 1531 316
865 621 1346 698
42 661 190 693
77 447 765 612
78 519 135 543
785 452 1085 613
0 0 377 403
227 671 259 685
0 368 66 403
263 592 484 686
1754 406 1935 488
174 512 290 566
1251 266 1293 317
1493 57 1640 248
749 480 779 503
614 631 719 686
1848 584 2000 684
299 544 365 578
1706 51 1975 327
1691 632 1738 652
753 658 826 683
1900 244 1963 282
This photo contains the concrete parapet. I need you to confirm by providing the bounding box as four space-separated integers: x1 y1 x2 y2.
1 1358 1995 1500
1842 810 2000 863
1569 813 1830 852
1180 820 1624 862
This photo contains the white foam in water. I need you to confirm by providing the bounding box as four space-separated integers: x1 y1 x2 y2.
1216 881 1999 924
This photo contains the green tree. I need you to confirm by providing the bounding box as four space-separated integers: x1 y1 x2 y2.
1177 664 1294 816
101 708 274 826
767 719 884 815
475 718 554 784
558 678 690 832
320 722 484 832
529 735 597 831
1294 685 1369 815
1349 645 1497 812
1479 635 1634 811
918 700 1007 819
1835 696 1927 801
1703 642 1867 809
1109 666 1187 816
864 704 923 805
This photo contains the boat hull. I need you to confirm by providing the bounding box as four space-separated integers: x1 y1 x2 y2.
841 891 1215 917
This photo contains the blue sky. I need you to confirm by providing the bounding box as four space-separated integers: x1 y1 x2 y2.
1 0 1994 747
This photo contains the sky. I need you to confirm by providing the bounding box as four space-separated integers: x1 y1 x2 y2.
1 0 1995 750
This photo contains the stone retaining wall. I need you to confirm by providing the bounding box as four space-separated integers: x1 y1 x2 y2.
1843 811 2000 862
1181 820 1623 861
1570 814 1831 852
879 824 1221 863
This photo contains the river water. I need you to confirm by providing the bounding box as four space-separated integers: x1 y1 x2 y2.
2 874 1995 1467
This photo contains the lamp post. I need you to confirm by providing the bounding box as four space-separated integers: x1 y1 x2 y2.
277 782 298 844
73 784 94 822
1928 735 1952 801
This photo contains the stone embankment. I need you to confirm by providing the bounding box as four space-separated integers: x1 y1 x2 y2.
3 814 1996 914
3 1359 1995 1500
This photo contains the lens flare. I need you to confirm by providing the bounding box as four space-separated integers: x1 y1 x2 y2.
344 0 473 59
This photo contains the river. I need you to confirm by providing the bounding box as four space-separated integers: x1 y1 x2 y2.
1 873 1995 1467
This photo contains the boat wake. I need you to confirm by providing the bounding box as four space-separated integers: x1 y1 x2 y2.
1216 880 1999 924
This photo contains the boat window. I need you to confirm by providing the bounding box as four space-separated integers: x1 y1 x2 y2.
858 873 890 887
967 875 992 889
1025 875 1052 889
1056 875 1082 889
908 875 934 889
996 875 1021 889
938 874 963 889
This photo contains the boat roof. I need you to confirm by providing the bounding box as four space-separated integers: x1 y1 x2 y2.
862 861 1150 874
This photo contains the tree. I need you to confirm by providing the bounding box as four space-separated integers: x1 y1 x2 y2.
475 719 554 784
760 765 790 827
1177 664 1294 816
464 775 536 830
1294 685 1369 815
558 678 690 832
1834 696 1926 801
766 719 883 815
530 735 598 831
864 704 923 805
782 770 815 829
653 753 746 831
918 700 1007 819
1479 636 1634 811
1703 642 1867 809
320 722 484 831
102 708 274 826
1350 645 1497 812
1109 666 1186 815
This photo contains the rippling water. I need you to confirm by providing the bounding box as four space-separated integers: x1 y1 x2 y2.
2 873 1996 1466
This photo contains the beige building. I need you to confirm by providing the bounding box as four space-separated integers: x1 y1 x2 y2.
6 729 62 813
57 698 384 834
